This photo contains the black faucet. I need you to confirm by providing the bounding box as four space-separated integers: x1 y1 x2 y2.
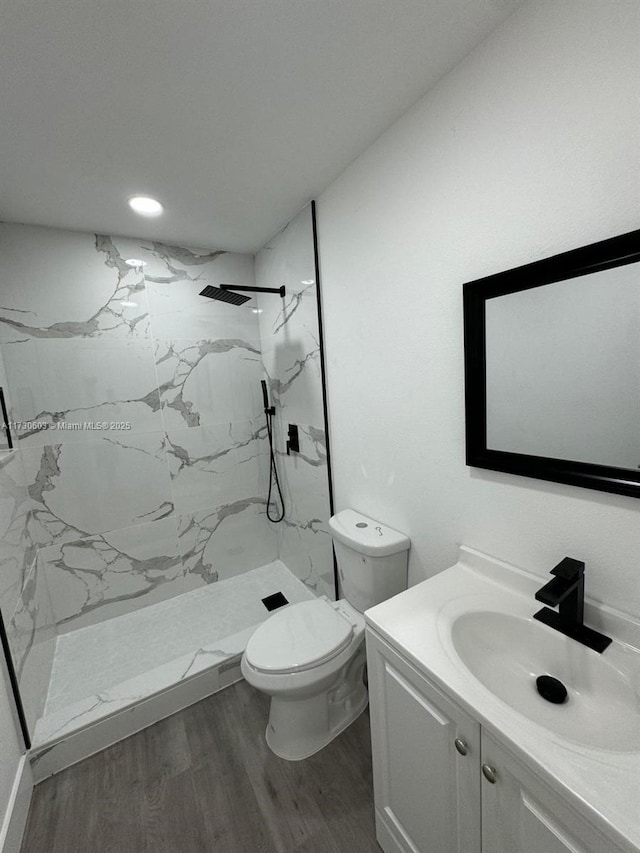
533 557 612 653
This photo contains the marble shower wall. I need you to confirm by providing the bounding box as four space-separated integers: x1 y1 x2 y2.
0 445 54 731
0 223 279 664
255 205 335 599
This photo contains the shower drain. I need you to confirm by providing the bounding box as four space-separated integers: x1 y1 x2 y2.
262 591 289 611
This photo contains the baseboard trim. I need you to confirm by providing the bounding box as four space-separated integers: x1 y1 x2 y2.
0 755 33 853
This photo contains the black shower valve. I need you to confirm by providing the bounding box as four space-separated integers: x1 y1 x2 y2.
286 423 300 455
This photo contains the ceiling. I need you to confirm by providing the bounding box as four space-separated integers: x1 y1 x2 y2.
0 0 521 252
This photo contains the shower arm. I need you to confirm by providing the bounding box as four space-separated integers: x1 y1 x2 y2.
220 284 286 297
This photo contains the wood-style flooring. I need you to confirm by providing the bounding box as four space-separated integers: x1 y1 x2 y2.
21 680 381 852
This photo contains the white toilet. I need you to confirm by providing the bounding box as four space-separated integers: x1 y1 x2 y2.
241 508 410 760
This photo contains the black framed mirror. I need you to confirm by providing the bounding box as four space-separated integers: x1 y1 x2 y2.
463 228 640 499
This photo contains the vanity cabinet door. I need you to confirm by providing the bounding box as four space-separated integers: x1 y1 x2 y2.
480 732 627 853
366 629 481 853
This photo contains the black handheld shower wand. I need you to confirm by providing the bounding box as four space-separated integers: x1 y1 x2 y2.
261 380 284 522
261 380 275 416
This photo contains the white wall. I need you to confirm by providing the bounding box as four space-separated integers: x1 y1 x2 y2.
317 0 640 615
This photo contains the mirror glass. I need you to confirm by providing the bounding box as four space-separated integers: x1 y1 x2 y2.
485 261 640 470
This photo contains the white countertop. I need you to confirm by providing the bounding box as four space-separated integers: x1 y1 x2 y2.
365 546 640 853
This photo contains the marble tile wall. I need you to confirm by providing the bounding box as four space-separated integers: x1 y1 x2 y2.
6 553 56 732
0 451 34 621
0 223 279 685
0 447 52 731
255 205 335 600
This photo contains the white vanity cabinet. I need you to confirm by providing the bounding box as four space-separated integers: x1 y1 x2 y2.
366 628 480 853
366 628 628 853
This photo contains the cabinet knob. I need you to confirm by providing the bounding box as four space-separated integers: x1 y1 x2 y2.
454 738 468 756
482 764 498 784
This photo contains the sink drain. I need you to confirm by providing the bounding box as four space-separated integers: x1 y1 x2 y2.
536 674 568 704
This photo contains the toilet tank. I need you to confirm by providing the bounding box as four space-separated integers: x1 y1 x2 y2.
328 509 410 613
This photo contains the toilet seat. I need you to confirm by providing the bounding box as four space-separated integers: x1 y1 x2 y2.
244 599 354 674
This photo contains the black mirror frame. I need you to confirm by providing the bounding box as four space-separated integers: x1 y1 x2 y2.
463 228 640 499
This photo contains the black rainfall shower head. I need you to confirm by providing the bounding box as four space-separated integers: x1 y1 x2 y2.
199 285 251 306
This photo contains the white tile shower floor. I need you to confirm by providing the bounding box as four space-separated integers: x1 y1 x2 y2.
33 560 317 746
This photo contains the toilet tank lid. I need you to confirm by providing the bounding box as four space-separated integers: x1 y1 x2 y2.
329 509 410 557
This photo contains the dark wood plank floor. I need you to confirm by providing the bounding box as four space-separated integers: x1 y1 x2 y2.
21 680 381 852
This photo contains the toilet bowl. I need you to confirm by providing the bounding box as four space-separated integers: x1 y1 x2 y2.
241 598 367 760
241 509 410 760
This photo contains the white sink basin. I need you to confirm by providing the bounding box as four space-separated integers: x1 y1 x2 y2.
366 547 640 851
451 610 640 751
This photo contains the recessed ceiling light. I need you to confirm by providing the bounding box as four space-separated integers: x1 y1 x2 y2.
120 301 138 308
128 196 163 216
125 258 146 267
301 279 314 285
252 308 263 314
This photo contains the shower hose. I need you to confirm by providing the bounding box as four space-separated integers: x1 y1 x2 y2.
262 380 285 523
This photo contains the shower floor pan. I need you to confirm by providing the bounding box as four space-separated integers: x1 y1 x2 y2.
30 561 317 776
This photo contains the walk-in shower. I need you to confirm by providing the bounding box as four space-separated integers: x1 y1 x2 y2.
0 202 334 778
